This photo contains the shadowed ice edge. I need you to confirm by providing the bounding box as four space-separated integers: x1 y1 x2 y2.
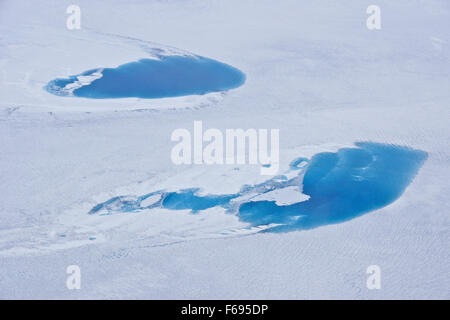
89 142 427 233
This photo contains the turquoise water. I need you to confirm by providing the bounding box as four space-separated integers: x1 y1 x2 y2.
89 143 427 232
46 55 246 99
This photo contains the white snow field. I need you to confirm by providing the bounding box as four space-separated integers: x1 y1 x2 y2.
0 0 449 299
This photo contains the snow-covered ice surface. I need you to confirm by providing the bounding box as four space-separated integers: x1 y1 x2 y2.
0 0 449 299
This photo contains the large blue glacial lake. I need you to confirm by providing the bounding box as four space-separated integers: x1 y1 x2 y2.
45 56 246 99
89 143 427 233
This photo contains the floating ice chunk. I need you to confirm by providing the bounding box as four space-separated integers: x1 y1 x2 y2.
250 186 309 205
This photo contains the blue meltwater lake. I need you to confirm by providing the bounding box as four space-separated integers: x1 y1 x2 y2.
88 143 427 233
45 55 246 99
238 142 428 232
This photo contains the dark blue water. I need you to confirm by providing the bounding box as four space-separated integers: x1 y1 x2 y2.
89 142 427 232
46 55 246 99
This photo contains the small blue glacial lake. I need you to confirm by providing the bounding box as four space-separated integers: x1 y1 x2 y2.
46 56 246 99
89 143 427 232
